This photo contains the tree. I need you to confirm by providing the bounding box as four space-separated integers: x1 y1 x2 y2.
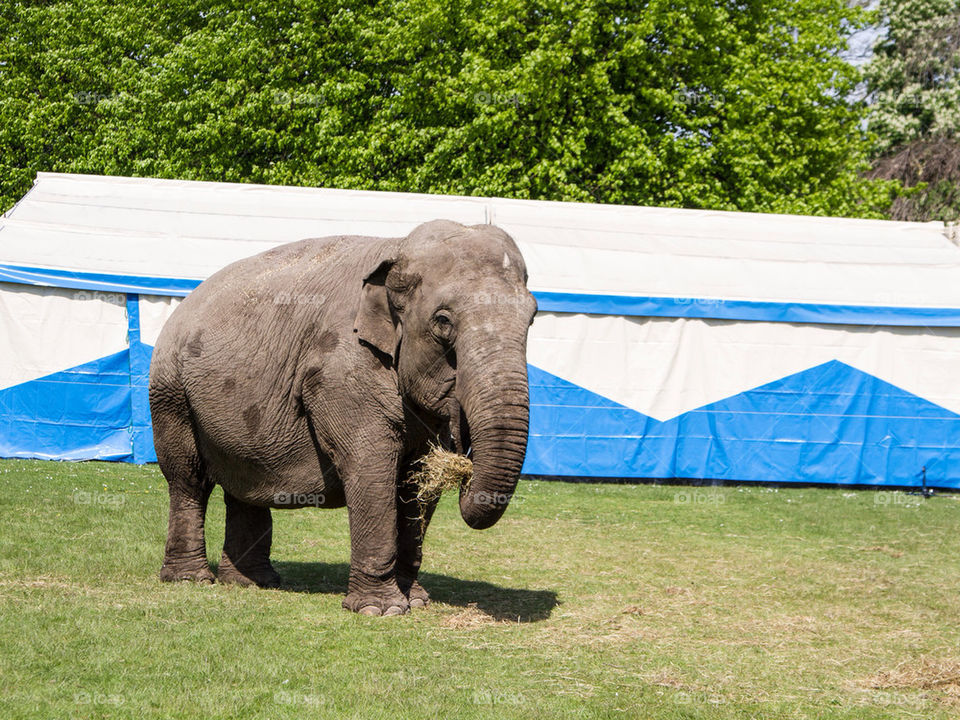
0 1 210 212
2 0 896 217
864 0 960 221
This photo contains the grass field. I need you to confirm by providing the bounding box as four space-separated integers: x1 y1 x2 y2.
1 458 959 719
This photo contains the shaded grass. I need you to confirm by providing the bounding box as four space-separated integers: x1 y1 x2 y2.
1 459 959 718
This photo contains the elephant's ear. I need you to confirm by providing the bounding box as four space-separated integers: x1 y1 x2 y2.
354 259 400 361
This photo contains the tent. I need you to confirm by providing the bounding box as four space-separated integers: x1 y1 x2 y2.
2 172 960 487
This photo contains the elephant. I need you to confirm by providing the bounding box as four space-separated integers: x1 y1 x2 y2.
149 219 537 615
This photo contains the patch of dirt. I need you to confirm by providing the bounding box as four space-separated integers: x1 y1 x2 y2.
860 545 904 558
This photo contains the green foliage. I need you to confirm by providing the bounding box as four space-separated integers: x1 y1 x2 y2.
863 0 960 221
0 1 209 210
865 0 960 154
2 0 895 217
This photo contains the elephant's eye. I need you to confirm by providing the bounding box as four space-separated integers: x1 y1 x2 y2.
432 311 455 342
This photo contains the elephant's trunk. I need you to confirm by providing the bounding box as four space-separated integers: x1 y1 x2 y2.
455 337 530 530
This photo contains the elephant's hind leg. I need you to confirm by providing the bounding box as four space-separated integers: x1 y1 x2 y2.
217 493 282 588
154 400 215 584
396 473 438 609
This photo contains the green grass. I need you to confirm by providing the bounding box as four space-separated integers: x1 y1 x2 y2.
1 459 959 719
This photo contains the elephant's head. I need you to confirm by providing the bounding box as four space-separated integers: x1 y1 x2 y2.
354 219 537 529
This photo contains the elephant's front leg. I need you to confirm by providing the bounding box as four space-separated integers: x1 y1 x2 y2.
396 474 440 608
302 364 410 615
341 455 410 617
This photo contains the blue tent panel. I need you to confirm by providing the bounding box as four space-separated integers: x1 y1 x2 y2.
523 361 960 487
0 350 134 462
3 336 959 487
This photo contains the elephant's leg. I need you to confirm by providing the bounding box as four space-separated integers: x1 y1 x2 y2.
154 405 215 584
396 475 439 608
302 376 408 615
340 458 410 616
218 493 282 588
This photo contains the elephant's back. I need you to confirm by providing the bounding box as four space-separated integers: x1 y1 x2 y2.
174 234 371 316
155 233 385 362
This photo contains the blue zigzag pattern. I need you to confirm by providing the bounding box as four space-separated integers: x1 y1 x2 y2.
525 360 960 486
2 353 959 487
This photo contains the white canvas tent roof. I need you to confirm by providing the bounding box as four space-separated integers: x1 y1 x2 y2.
2 172 960 311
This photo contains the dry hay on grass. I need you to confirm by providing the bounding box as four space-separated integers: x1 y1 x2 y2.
864 655 960 705
439 603 499 629
407 445 472 508
866 656 960 690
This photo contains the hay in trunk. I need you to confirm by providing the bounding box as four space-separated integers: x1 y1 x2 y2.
408 445 473 506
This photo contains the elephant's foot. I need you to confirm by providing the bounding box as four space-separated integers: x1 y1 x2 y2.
159 560 215 584
217 553 282 589
343 572 409 616
343 592 409 616
398 576 430 609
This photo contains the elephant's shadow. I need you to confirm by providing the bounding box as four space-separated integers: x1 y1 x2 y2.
270 561 558 623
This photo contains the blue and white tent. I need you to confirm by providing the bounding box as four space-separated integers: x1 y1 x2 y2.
2 172 960 487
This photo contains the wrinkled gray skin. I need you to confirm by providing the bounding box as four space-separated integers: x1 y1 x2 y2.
149 220 537 615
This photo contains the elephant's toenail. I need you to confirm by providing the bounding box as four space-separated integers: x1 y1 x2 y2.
383 605 406 616
409 598 425 608
359 606 382 616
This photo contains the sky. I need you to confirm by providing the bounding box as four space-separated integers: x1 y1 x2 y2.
845 17 884 67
